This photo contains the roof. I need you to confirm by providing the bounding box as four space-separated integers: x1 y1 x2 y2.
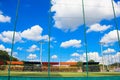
0 61 4 65
42 62 59 65
24 61 40 64
7 61 24 65
5 61 79 66
83 62 99 65
24 61 59 65
60 62 77 65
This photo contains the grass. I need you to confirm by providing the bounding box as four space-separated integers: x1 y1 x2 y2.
0 71 120 77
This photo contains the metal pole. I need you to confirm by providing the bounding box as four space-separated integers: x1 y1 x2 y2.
111 0 120 49
107 54 109 71
117 54 120 68
40 42 42 66
76 55 77 62
59 57 60 66
48 0 51 78
100 42 105 72
115 55 118 68
8 0 20 80
39 42 44 67
118 54 120 67
82 0 89 77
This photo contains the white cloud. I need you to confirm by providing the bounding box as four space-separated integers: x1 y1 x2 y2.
17 47 22 51
103 52 120 65
54 40 57 43
0 25 49 43
87 52 101 62
0 11 11 23
27 44 39 52
0 31 22 43
51 0 120 31
0 11 2 14
51 55 58 59
21 25 49 41
0 44 18 57
68 52 101 62
100 30 120 44
60 39 81 48
0 44 11 53
87 23 111 33
68 51 120 65
71 52 80 57
27 53 37 60
12 52 18 57
114 52 120 62
103 48 116 54
50 45 54 48
67 58 76 62
69 52 110 64
80 52 101 62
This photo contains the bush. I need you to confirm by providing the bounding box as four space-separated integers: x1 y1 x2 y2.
0 65 6 70
9 65 24 71
41 67 48 72
41 67 78 72
82 65 100 72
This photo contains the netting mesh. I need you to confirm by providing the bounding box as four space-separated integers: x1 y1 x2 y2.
0 0 120 80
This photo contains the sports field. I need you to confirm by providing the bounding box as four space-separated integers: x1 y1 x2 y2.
0 71 120 77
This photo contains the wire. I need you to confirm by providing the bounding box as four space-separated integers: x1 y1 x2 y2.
52 4 114 8
8 0 20 80
111 0 120 51
82 0 89 77
48 0 51 79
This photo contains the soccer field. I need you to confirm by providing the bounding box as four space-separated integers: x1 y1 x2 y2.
0 71 120 77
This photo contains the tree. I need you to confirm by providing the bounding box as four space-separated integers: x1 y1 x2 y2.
0 50 9 63
0 50 18 63
77 61 83 69
89 60 95 62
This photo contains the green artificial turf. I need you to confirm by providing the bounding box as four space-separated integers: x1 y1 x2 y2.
0 71 120 77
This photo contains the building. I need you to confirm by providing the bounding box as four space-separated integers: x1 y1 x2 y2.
82 62 100 72
60 62 77 67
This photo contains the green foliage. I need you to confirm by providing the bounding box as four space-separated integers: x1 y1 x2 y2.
89 60 95 62
0 65 6 70
10 66 24 71
77 61 83 68
0 50 9 63
0 50 18 63
82 65 100 72
11 56 18 61
110 62 120 67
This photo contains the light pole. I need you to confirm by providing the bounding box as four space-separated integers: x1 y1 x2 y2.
59 56 61 66
117 53 120 68
108 53 110 71
39 42 44 67
100 42 105 72
118 54 120 67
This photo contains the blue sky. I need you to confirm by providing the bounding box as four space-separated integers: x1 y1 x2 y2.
0 0 120 64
